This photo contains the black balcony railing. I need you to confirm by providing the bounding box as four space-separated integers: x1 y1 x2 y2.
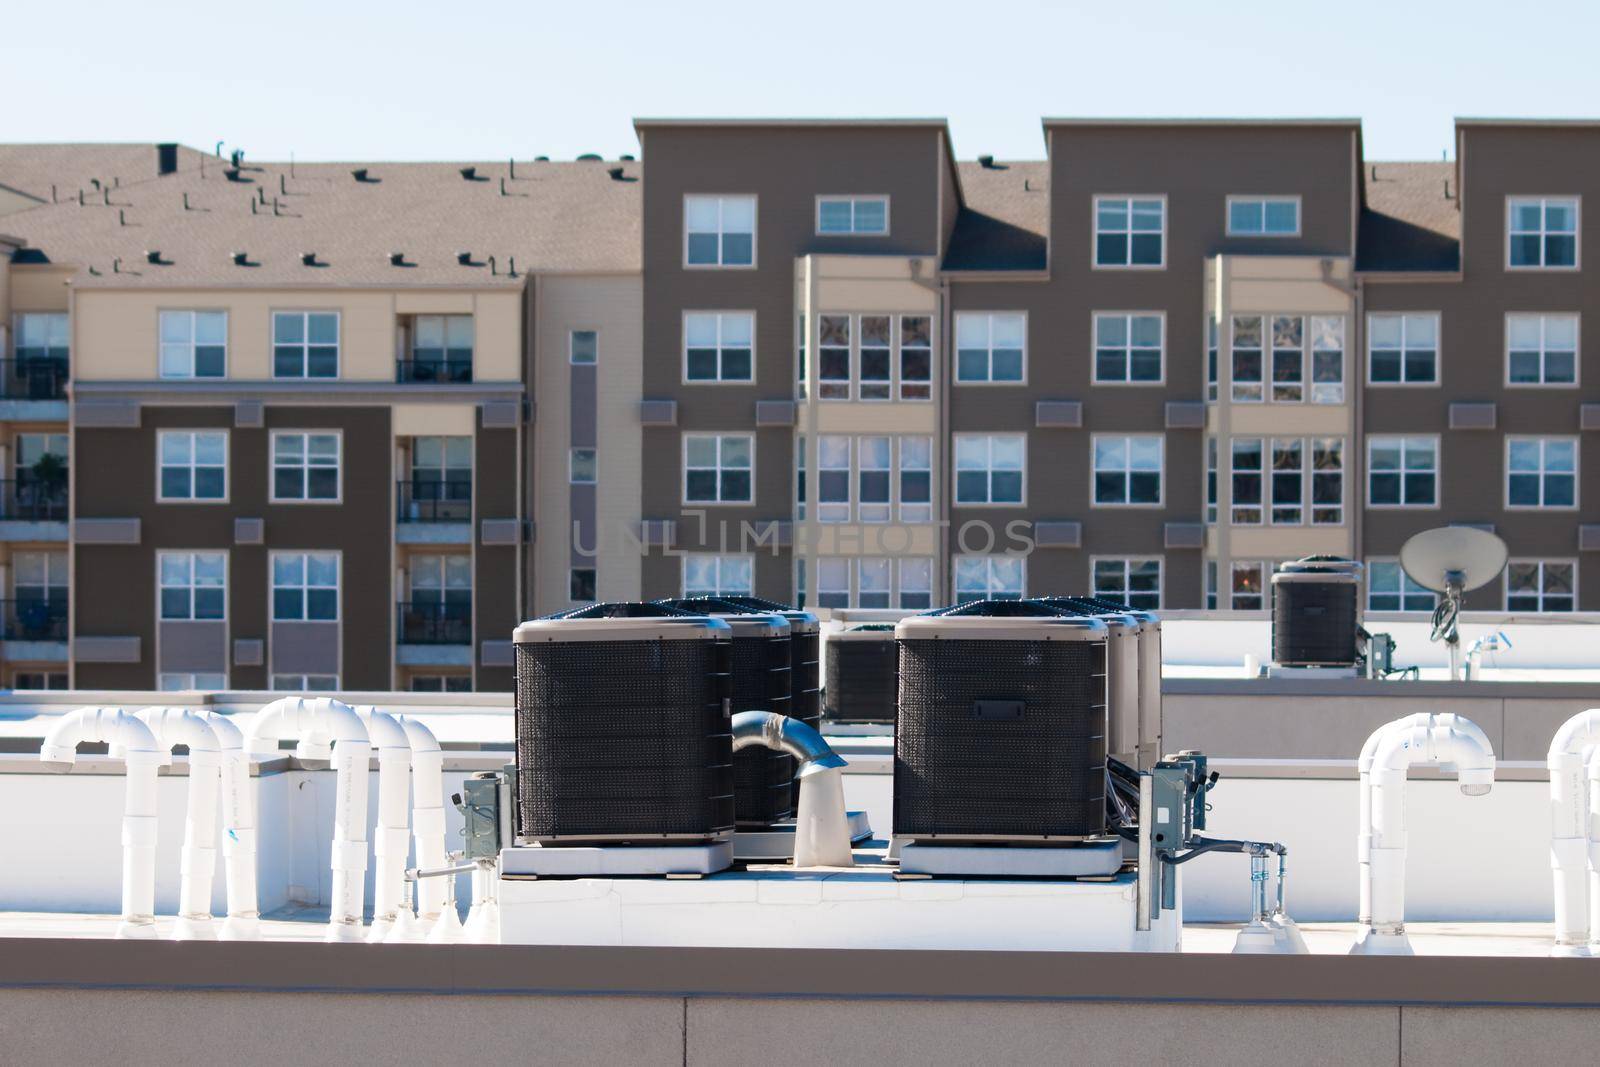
0 479 68 521
396 358 473 384
0 358 70 400
397 478 471 523
1 597 68 641
397 600 472 645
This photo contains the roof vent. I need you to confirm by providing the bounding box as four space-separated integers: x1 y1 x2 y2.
302 252 325 268
456 251 481 267
978 154 996 168
224 168 247 183
389 252 414 268
619 154 636 161
460 166 486 182
534 155 550 162
576 153 602 161
156 143 179 176
231 251 257 267
352 168 379 183
607 166 627 181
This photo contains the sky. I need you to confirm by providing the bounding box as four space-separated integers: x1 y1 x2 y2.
6 0 1597 164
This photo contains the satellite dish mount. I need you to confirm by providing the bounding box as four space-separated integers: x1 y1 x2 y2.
1398 527 1509 682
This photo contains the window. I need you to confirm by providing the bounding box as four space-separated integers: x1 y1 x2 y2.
408 436 471 520
1231 562 1267 610
818 315 851 399
1310 316 1345 403
411 675 472 693
158 431 227 501
817 436 850 522
271 432 340 502
954 556 1024 603
569 448 596 484
159 673 228 691
1366 560 1435 613
14 312 68 362
1310 438 1345 525
272 311 339 378
412 315 473 379
899 558 933 610
1093 558 1161 609
1507 314 1578 385
13 672 68 690
1368 313 1438 385
685 194 755 267
1093 313 1163 383
1093 435 1162 506
1205 560 1217 610
15 432 67 518
569 567 596 603
955 434 1025 505
159 311 226 378
1094 196 1165 267
859 316 891 400
1368 436 1438 508
900 316 932 400
1206 317 1219 402
858 558 891 608
1270 316 1304 402
1231 316 1263 402
1231 438 1263 524
271 674 338 692
684 554 752 598
409 555 471 631
954 312 1025 383
899 437 932 522
272 552 338 621
1206 436 1217 524
1270 439 1304 524
795 435 806 520
684 434 752 504
1507 437 1577 509
1507 197 1578 269
858 437 891 522
1227 196 1300 236
13 550 67 643
684 312 753 382
816 558 851 609
1507 560 1576 612
569 329 597 365
159 552 225 620
817 196 889 235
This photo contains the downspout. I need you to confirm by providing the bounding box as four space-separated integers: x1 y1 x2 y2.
1318 258 1363 572
1547 708 1600 955
136 707 223 940
353 705 412 941
197 710 258 940
39 707 164 939
397 714 448 933
731 711 851 867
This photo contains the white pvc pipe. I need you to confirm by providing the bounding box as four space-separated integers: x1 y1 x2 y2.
353 705 411 942
1352 713 1495 956
136 707 223 940
197 710 258 941
1547 709 1600 956
397 715 448 928
1586 744 1600 959
39 707 164 939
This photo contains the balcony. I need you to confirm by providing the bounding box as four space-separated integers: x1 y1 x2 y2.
1 597 68 642
397 478 471 538
396 358 473 384
397 601 471 646
0 359 69 402
0 480 68 533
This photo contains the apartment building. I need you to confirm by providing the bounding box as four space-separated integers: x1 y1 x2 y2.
1 118 1596 689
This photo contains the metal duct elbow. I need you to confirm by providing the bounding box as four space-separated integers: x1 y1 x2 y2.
731 711 847 779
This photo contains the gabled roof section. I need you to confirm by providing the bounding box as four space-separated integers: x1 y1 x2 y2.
1357 161 1460 272
0 143 210 208
943 161 1048 272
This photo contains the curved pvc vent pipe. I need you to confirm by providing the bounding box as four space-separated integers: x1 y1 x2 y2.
1547 709 1600 956
136 708 223 940
1351 712 1495 956
196 710 258 941
732 711 852 867
396 715 448 932
39 707 164 939
352 706 411 942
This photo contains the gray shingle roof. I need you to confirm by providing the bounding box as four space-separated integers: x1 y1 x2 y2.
944 161 1049 271
0 143 211 209
5 156 642 286
1357 161 1461 272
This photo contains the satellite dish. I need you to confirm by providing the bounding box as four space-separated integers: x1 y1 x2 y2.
1399 526 1507 594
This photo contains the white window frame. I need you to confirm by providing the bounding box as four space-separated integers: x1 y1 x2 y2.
1092 195 1167 270
815 195 890 236
1091 311 1165 385
1090 556 1163 609
898 436 933 523
1365 558 1436 614
269 430 343 504
1230 437 1264 525
1505 559 1578 612
682 433 754 506
568 329 598 365
1309 437 1345 526
953 433 1026 507
1269 314 1306 403
270 550 340 622
1230 560 1269 611
1230 315 1264 403
1366 312 1441 387
953 312 1027 384
270 310 341 379
898 557 934 610
159 672 229 691
13 311 68 360
1310 314 1346 404
682 553 754 598
857 315 893 401
683 194 757 269
953 555 1026 603
1225 195 1302 237
158 550 227 622
816 435 851 523
569 447 596 485
156 430 228 503
271 674 339 692
817 314 853 400
857 436 892 523
1505 195 1580 271
1091 434 1164 508
1505 312 1580 388
158 309 228 379
1366 435 1440 510
857 557 892 609
1505 435 1579 511
898 314 933 401
682 311 755 384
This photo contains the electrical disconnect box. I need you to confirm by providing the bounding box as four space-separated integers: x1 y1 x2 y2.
454 772 505 861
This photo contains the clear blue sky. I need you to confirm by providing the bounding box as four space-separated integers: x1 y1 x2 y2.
7 0 1596 163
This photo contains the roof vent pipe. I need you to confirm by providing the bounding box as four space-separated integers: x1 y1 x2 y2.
731 711 852 867
352 706 413 941
1546 709 1600 955
196 711 258 941
301 252 323 267
39 707 165 938
1352 713 1494 956
394 715 448 936
135 707 223 940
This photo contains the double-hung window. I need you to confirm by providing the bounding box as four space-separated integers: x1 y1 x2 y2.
272 432 340 502
898 437 932 522
569 447 596 484
1094 196 1165 267
1206 317 1219 402
569 330 598 365
1507 437 1577 509
683 434 752 504
858 558 891 608
1263 437 1343 525
1507 197 1578 269
1368 313 1438 385
899 558 933 610
1231 438 1263 524
1093 313 1163 383
858 316 891 400
272 552 338 621
858 436 891 522
15 312 67 363
954 313 1025 383
684 312 753 382
159 551 225 620
158 431 227 501
1270 439 1304 524
1231 316 1263 402
1231 561 1267 610
954 556 1024 603
1227 196 1300 236
1506 560 1576 612
1507 314 1578 385
272 311 339 378
685 195 755 267
684 554 752 598
1270 316 1304 402
818 315 851 399
816 436 851 522
1206 437 1218 524
159 311 227 378
955 434 1024 505
271 674 338 692
1093 435 1162 506
815 558 852 608
1310 316 1346 402
900 316 932 400
412 315 473 381
817 196 888 235
1366 560 1435 613
1310 438 1345 525
1367 436 1438 507
1093 558 1161 609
